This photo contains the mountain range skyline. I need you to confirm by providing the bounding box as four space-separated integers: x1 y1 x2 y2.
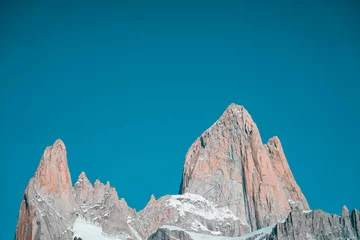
2 1 360 239
14 103 360 239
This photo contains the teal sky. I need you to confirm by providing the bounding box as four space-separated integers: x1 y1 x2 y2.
1 1 359 238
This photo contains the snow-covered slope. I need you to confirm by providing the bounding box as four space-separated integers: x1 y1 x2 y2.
73 219 272 240
73 218 126 240
150 224 275 240
167 193 240 222
149 208 360 240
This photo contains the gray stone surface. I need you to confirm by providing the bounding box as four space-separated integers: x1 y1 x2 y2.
180 104 308 231
148 208 360 240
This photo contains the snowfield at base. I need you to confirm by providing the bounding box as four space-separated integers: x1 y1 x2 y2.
73 218 124 240
167 193 242 222
162 224 275 240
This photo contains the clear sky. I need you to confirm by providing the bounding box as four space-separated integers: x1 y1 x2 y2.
1 1 359 238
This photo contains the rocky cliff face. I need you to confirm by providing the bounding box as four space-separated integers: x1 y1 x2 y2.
267 207 360 240
180 104 308 231
15 140 76 240
149 207 360 240
14 104 358 240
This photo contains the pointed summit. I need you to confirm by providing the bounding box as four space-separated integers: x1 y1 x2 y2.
34 139 72 195
342 205 350 217
53 138 66 148
149 194 156 204
220 103 249 121
79 171 87 178
75 171 92 187
180 104 309 231
225 102 244 111
15 139 75 240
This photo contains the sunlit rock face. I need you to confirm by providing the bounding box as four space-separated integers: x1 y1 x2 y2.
15 139 76 240
179 104 309 231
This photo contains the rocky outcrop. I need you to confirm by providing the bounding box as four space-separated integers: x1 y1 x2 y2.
15 139 76 240
148 207 360 240
268 207 360 240
350 209 360 239
73 172 137 239
135 193 249 238
179 104 309 231
148 226 193 240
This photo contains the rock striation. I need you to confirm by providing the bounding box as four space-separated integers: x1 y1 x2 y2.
180 104 309 231
267 207 360 240
14 104 358 240
15 139 76 240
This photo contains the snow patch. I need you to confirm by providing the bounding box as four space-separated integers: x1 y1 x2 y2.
303 210 312 214
73 218 128 240
288 199 295 205
167 193 242 223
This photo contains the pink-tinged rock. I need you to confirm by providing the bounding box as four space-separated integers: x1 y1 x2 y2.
15 139 76 240
179 104 309 231
34 139 72 195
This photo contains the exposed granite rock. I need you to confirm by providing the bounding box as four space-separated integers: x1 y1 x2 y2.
148 224 274 240
179 104 309 231
148 207 360 240
15 139 76 240
74 173 136 239
148 227 193 240
268 207 359 240
350 209 360 239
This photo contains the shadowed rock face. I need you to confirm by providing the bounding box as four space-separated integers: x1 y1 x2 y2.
179 104 309 231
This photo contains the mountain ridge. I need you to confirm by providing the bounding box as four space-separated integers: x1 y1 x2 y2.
14 103 359 240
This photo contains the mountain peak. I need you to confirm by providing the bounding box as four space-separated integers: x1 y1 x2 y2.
34 139 72 195
180 104 308 231
76 171 91 187
224 103 250 115
15 139 75 240
226 102 244 110
145 194 157 207
342 205 349 217
53 138 66 148
222 103 246 119
78 171 87 179
215 103 257 138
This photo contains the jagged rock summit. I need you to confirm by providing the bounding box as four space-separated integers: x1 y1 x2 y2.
180 104 309 231
15 104 359 240
16 139 76 240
